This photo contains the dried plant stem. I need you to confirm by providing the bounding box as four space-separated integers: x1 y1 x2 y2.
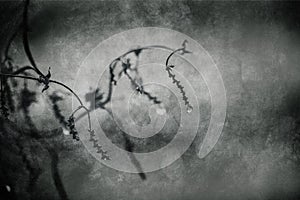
0 72 92 131
165 41 193 111
100 45 175 108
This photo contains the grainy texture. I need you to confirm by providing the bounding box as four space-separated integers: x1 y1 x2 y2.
1 1 300 200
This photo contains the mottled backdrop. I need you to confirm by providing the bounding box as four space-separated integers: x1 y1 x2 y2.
0 1 300 200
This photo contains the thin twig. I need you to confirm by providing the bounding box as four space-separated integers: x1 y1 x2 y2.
165 40 193 111
99 45 174 108
0 72 92 131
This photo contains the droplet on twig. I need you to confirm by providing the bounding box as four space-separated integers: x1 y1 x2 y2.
62 127 70 135
5 185 11 192
186 105 193 114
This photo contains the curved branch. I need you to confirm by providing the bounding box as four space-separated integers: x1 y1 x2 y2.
49 80 83 106
0 73 40 82
48 80 92 130
69 105 91 130
99 45 175 108
165 49 182 67
118 45 173 59
164 41 193 111
13 65 36 75
99 60 118 106
0 72 92 131
22 0 45 77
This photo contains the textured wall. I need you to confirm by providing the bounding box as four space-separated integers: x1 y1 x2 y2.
1 1 300 200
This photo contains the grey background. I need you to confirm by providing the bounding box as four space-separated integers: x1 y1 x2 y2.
1 1 300 200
